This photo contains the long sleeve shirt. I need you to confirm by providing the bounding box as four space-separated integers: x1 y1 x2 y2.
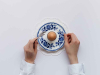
19 60 85 75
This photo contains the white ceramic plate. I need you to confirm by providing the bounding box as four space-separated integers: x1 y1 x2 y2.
37 22 66 51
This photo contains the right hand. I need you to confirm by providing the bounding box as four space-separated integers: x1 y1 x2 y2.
64 33 80 64
24 38 38 64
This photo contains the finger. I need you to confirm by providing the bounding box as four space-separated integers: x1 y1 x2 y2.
35 40 38 49
70 33 79 42
67 33 72 36
64 34 69 46
67 34 71 43
29 38 37 50
64 34 67 41
68 33 79 43
68 38 71 43
36 40 38 44
34 41 38 54
67 35 71 39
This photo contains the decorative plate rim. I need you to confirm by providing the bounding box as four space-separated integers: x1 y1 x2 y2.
37 22 66 51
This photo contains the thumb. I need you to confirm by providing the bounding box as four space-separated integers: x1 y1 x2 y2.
64 34 69 46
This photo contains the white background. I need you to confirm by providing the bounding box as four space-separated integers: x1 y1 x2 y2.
0 0 100 75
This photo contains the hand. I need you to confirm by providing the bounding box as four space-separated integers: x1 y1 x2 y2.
24 38 38 64
64 33 80 64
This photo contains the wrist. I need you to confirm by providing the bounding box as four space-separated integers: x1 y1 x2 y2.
68 54 78 64
25 58 35 64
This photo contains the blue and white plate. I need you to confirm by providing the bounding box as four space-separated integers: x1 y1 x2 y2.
37 22 66 51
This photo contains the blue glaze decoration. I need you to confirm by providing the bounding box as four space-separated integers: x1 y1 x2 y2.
37 22 66 51
41 23 58 32
40 37 55 49
55 29 64 46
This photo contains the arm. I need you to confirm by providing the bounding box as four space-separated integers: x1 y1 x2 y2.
64 33 85 75
19 38 38 75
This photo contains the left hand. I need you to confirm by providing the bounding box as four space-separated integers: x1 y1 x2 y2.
24 38 38 64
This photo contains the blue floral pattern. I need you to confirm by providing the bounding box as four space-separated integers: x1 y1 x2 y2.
40 37 55 49
55 29 64 46
37 22 66 51
42 23 58 32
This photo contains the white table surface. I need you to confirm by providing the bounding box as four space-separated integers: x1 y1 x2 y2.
0 0 100 75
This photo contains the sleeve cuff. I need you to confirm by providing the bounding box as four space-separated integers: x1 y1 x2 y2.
69 63 85 75
20 60 35 75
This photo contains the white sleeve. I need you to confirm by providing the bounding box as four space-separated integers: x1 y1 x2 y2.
69 63 85 75
19 60 35 75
